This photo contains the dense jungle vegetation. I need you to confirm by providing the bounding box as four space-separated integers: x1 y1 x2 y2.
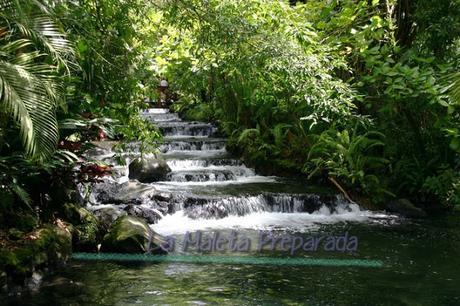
1 0 460 234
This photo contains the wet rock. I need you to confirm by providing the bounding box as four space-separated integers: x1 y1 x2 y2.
63 203 101 252
84 141 117 161
91 180 126 203
90 141 119 151
101 216 167 254
1 224 72 290
93 180 157 204
153 192 173 202
264 193 335 213
41 276 84 296
386 199 427 218
124 205 163 224
157 201 174 215
26 271 43 291
167 170 236 182
93 207 126 231
152 192 176 214
128 157 171 183
181 193 341 219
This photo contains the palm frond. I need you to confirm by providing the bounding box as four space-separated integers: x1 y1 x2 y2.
0 44 59 160
0 0 74 68
0 0 72 160
444 71 460 105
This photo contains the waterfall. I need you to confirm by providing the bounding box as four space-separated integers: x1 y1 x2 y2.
83 108 393 235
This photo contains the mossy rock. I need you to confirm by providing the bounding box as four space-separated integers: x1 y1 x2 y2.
0 224 72 288
31 226 72 265
62 203 101 252
63 203 97 225
93 207 126 232
101 216 167 254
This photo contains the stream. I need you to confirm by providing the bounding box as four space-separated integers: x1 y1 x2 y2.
4 109 460 305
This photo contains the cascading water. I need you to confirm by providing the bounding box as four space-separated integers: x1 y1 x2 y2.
8 113 459 306
82 108 394 238
79 107 396 242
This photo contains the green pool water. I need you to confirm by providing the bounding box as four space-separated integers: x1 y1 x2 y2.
3 213 460 305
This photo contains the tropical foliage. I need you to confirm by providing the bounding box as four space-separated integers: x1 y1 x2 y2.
0 0 72 160
150 0 460 209
0 0 160 228
1 0 460 228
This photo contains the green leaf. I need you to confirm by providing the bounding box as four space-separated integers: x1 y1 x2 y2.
450 138 460 152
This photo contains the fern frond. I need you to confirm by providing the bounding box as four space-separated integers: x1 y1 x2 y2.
238 128 260 144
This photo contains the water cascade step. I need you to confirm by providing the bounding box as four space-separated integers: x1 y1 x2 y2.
178 193 356 219
159 138 226 153
83 109 392 236
159 122 217 137
140 109 379 226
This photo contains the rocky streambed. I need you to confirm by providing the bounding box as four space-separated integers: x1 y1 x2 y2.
76 108 396 254
3 108 451 304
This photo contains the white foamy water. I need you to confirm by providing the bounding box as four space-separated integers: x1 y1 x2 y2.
167 159 242 170
162 149 228 158
160 142 225 153
145 113 180 122
154 175 278 186
163 135 210 140
168 165 255 176
143 108 169 114
151 205 391 236
78 109 399 239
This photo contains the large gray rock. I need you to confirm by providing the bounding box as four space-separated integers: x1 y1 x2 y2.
153 192 177 215
128 157 171 183
124 204 163 224
101 216 167 254
93 207 126 231
386 199 427 218
93 180 157 204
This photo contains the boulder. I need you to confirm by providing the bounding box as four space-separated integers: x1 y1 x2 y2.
63 204 101 251
386 199 427 218
124 205 163 224
128 157 171 183
153 192 177 214
101 216 167 254
93 180 157 205
153 192 173 202
1 224 72 289
93 207 126 231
